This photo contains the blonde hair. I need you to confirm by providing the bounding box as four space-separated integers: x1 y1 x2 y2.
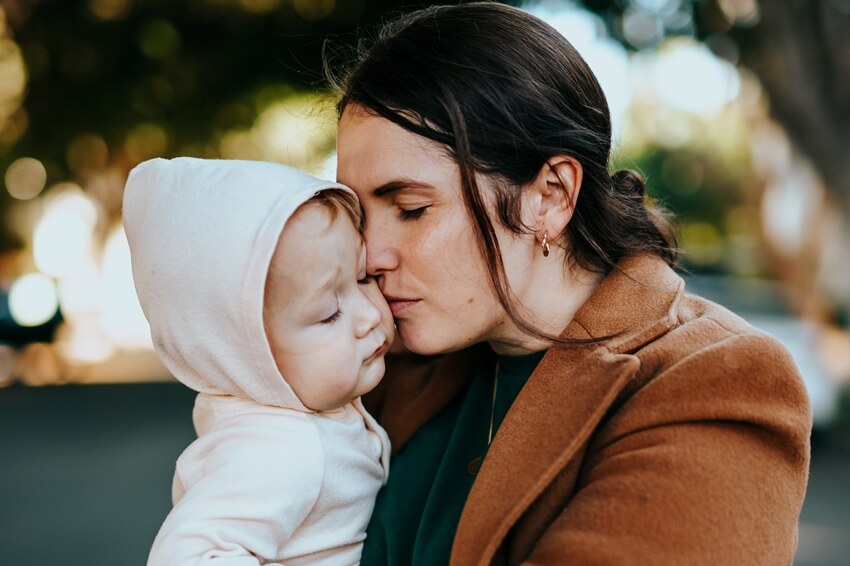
308 188 364 233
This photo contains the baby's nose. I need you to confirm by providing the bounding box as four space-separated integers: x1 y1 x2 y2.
356 291 383 337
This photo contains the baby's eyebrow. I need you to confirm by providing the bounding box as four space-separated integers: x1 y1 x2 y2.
306 271 338 303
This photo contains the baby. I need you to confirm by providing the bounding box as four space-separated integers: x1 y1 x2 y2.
122 157 393 565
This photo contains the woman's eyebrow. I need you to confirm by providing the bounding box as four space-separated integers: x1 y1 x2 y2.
373 179 435 197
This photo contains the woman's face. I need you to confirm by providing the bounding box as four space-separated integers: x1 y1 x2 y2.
336 106 525 355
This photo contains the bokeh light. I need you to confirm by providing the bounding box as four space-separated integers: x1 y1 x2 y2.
761 157 823 258
5 157 47 200
57 259 101 319
718 0 761 27
623 7 664 47
67 134 109 177
138 19 181 60
218 94 336 173
0 106 28 145
56 318 115 364
9 273 60 327
0 344 15 387
88 0 133 21
681 221 725 265
293 0 335 20
0 36 27 125
125 123 169 162
98 225 152 350
17 342 64 385
33 186 99 277
651 38 741 115
661 154 704 195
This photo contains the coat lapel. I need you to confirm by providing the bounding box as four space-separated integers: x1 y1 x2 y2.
451 345 639 565
451 255 683 566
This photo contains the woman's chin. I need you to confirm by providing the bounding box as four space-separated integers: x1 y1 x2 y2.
398 324 439 356
398 323 462 356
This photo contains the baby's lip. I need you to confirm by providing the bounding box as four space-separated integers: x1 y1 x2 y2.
366 339 388 361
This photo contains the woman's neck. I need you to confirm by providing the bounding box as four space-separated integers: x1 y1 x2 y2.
487 259 603 356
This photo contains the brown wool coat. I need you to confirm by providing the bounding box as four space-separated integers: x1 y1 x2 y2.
365 255 811 566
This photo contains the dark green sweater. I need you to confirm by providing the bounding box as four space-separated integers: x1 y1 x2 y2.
361 350 547 566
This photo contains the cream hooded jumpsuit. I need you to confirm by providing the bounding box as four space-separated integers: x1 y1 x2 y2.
123 157 390 566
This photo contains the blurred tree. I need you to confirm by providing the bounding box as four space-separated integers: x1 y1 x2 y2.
1 0 848 252
729 0 850 219
581 0 850 222
0 0 461 171
0 0 462 252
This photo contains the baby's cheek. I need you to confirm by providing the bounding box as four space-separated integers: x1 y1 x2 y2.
381 311 395 342
323 370 358 403
374 298 394 338
364 284 392 322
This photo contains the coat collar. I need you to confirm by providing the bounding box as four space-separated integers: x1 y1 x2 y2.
451 255 684 565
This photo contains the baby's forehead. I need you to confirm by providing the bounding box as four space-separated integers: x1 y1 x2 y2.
280 201 363 249
265 205 364 293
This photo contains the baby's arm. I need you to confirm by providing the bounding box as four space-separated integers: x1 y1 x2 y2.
147 412 323 566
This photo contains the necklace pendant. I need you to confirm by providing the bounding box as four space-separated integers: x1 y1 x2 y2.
467 456 483 476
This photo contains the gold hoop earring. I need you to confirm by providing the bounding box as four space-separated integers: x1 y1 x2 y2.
542 231 550 257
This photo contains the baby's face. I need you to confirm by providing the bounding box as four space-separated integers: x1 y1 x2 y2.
264 203 394 411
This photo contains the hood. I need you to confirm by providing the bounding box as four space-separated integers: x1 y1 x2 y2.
123 157 350 411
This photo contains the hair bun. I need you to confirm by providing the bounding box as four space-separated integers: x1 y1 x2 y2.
611 169 646 197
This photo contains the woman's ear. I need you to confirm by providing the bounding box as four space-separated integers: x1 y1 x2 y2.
526 155 583 243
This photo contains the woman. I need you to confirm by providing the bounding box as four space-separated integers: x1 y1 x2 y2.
330 3 811 565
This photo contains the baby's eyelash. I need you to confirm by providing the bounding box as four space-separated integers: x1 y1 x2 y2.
320 310 342 324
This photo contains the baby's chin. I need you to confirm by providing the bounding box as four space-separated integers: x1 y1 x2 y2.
360 356 387 396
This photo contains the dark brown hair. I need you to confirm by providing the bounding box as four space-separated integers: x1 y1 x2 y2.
327 2 678 341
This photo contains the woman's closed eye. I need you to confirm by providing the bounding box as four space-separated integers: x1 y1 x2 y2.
398 205 429 221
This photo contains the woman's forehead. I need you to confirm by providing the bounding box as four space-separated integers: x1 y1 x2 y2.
337 111 458 194
339 110 434 157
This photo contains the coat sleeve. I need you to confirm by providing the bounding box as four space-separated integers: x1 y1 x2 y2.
522 331 812 566
147 413 324 566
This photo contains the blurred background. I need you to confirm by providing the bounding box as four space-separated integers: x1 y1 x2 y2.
0 0 848 564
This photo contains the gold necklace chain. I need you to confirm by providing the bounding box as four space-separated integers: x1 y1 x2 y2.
487 358 499 446
467 358 499 476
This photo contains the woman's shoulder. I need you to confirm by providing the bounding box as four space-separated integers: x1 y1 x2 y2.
558 255 811 441
642 288 799 376
606 287 811 445
574 254 802 381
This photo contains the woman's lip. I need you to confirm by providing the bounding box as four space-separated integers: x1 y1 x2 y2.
387 299 420 317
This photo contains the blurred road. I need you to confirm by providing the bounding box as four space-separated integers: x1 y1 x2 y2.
1 382 848 566
795 432 850 566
